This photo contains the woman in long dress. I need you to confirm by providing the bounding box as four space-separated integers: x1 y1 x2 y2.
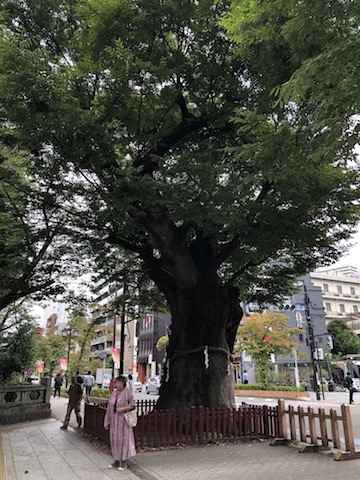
104 376 136 470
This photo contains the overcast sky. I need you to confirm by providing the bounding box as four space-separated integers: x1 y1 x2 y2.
332 225 360 270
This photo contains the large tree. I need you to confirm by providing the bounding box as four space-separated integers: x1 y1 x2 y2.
0 0 359 408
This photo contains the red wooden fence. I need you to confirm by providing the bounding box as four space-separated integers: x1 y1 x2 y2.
84 402 278 449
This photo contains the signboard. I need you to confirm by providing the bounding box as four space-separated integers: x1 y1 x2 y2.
37 361 44 373
60 358 68 370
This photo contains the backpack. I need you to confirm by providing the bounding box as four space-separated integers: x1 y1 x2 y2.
77 375 84 385
344 376 351 388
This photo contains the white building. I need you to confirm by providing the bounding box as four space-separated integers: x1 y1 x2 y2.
310 265 360 334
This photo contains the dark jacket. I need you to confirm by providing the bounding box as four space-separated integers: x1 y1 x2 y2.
344 375 353 390
67 383 83 406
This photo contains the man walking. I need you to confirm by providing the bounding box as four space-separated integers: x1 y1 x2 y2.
54 373 63 397
344 372 355 404
84 370 95 403
60 375 83 430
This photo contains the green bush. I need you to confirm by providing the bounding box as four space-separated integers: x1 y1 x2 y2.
234 383 305 392
90 388 111 399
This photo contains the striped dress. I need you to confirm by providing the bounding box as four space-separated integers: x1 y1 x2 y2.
104 388 136 461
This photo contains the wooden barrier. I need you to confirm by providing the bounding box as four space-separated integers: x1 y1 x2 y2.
84 402 278 449
272 399 360 461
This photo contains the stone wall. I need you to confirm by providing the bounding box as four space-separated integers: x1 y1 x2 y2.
0 377 51 425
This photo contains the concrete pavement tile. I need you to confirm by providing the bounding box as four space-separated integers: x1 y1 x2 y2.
11 446 34 456
14 469 47 480
72 466 114 480
13 458 43 473
45 472 80 480
58 450 92 467
41 463 77 476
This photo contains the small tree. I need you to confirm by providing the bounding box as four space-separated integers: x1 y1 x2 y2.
235 312 302 387
34 333 67 375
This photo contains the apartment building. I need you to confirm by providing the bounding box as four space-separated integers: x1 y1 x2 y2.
91 282 137 375
310 266 360 334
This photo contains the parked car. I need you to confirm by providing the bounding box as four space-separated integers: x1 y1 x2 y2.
145 376 161 394
124 374 143 393
29 375 40 384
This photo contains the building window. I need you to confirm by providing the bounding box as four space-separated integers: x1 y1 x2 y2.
323 284 329 292
351 287 356 296
325 303 331 311
353 306 359 314
337 285 343 294
339 304 345 313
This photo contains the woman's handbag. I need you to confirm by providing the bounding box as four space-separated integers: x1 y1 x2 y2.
124 389 138 427
124 408 138 427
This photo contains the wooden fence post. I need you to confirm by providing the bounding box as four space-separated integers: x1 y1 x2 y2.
341 403 355 454
277 399 287 439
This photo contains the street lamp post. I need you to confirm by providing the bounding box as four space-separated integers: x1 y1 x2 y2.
62 327 78 387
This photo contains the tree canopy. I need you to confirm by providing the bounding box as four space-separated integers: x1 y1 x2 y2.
0 0 359 407
327 318 360 356
0 307 36 382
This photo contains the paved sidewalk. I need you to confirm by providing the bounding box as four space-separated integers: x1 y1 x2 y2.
2 417 360 480
1 418 138 480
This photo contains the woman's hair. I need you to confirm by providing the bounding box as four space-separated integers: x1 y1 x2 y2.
115 375 127 386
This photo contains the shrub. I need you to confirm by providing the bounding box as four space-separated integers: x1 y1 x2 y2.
234 383 305 392
90 388 111 399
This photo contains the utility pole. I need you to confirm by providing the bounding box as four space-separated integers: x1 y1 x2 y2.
119 283 127 375
303 284 321 401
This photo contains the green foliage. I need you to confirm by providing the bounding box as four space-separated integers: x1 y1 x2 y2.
0 1 359 407
34 334 67 374
235 312 302 387
0 312 36 382
327 318 360 356
0 0 357 311
234 383 305 392
156 335 169 352
90 387 111 399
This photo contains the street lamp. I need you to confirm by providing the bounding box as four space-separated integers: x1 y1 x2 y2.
62 326 78 387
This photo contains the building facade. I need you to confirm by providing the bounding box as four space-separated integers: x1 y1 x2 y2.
91 282 137 375
136 312 171 384
310 265 360 334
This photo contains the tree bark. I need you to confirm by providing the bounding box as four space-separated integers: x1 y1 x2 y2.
156 273 243 409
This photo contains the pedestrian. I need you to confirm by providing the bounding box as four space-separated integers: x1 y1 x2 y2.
127 374 134 396
75 369 84 390
54 373 63 398
243 370 249 384
84 370 95 403
344 372 355 404
104 376 136 471
60 375 83 430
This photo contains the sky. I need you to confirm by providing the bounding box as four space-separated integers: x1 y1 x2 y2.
331 226 360 270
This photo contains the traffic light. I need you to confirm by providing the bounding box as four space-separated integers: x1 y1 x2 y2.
327 335 333 350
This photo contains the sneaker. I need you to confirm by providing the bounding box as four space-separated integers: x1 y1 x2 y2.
108 461 120 469
77 418 82 428
60 426 67 430
118 462 128 471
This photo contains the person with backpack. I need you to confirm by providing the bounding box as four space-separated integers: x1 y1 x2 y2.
344 372 355 404
54 373 63 398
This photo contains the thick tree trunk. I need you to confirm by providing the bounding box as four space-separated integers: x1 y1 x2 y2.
156 274 243 409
